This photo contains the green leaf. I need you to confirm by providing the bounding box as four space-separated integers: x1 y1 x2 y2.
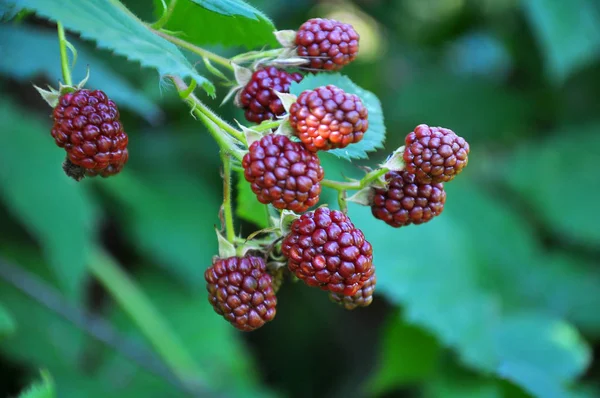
0 302 16 337
0 101 98 300
0 25 162 123
97 171 220 289
389 73 534 144
522 0 600 82
158 0 277 49
0 0 22 21
236 170 269 229
290 73 386 160
333 155 591 396
505 123 600 245
19 0 215 96
110 268 275 398
19 371 55 398
365 315 440 396
0 246 183 398
0 245 273 397
191 0 267 19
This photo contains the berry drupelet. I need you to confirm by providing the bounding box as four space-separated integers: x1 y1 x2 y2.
243 134 324 213
205 256 277 332
289 85 368 152
239 66 303 124
282 207 374 296
403 124 469 184
371 170 446 228
51 89 128 178
295 18 360 71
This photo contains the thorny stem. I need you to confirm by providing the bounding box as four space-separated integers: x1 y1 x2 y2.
151 0 178 30
169 75 247 153
153 28 234 71
221 154 236 244
57 22 72 86
321 168 389 192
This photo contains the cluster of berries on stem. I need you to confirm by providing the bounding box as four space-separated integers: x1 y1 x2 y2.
38 16 470 333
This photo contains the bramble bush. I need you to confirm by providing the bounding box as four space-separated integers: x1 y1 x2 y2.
0 0 599 397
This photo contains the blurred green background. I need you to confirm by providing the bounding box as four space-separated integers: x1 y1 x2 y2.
1 0 600 397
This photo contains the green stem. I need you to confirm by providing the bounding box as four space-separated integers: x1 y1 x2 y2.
231 48 284 64
321 168 389 191
152 28 233 71
169 75 246 146
89 247 205 391
56 22 72 86
253 119 283 132
337 190 348 214
151 0 178 29
221 154 235 244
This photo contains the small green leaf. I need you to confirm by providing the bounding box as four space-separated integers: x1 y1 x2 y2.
290 74 386 160
19 370 55 398
19 0 215 96
0 101 98 300
0 302 16 337
522 0 600 82
0 25 162 123
236 170 269 229
365 315 440 396
158 0 277 49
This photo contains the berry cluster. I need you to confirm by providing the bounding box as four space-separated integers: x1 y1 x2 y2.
50 88 128 180
33 15 470 334
371 124 469 228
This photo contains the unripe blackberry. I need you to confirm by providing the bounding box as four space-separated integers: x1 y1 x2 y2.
239 67 303 124
403 124 469 184
371 170 446 228
296 18 359 71
51 89 128 178
282 208 374 296
205 256 277 332
329 270 376 310
289 85 368 152
242 134 324 213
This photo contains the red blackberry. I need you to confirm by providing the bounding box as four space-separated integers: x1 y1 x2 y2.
371 170 446 228
51 89 128 178
205 256 277 332
282 208 374 296
242 134 324 213
403 124 469 184
296 18 359 71
239 67 303 124
329 269 376 310
289 85 368 152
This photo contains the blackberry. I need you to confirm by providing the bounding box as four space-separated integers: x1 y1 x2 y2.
51 89 128 178
371 170 446 228
289 85 368 152
205 256 277 332
239 67 303 124
242 134 324 213
282 208 374 296
296 18 359 71
403 124 469 184
329 269 376 310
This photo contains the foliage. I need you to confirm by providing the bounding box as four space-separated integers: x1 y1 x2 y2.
1 0 599 397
